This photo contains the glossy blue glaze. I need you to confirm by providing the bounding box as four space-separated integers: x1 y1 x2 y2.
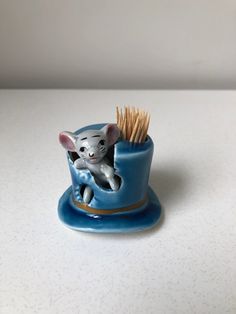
58 186 161 233
58 123 162 233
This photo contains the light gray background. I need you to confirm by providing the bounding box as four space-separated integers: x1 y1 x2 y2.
0 0 236 89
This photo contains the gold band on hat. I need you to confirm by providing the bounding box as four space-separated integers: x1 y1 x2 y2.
72 196 148 215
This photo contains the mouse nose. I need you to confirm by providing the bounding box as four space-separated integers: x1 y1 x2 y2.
89 152 94 157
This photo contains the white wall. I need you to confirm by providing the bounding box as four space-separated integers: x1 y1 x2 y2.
0 0 236 89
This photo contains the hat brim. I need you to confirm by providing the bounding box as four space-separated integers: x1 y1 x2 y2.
58 186 162 233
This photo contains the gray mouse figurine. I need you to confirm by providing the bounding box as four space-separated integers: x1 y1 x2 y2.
59 124 120 203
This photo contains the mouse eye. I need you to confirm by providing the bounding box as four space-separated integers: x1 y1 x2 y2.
80 147 85 152
99 140 105 146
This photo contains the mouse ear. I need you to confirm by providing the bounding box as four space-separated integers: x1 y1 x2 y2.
59 131 77 151
102 124 120 146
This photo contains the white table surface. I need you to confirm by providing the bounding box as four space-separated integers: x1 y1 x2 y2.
0 90 235 314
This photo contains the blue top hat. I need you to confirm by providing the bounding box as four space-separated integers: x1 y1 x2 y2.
58 123 161 233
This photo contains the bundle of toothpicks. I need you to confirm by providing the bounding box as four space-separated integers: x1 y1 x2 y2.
116 106 150 143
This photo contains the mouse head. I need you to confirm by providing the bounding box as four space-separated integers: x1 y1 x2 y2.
59 124 120 164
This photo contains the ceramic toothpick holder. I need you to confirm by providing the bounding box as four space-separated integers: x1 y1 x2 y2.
58 123 161 233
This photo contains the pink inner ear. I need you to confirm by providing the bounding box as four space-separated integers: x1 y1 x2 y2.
59 133 76 151
106 124 120 145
